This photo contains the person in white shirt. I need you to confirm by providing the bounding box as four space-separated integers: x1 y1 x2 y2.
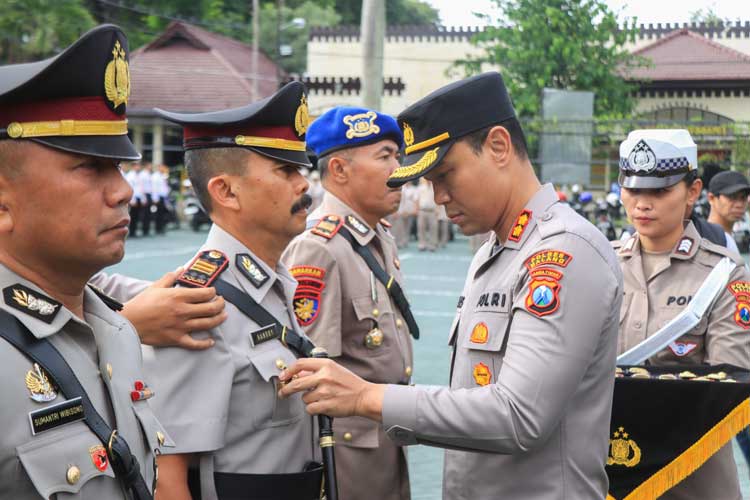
126 162 143 236
417 177 438 251
137 162 153 236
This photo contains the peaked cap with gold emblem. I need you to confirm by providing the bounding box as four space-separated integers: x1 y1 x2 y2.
154 81 311 167
387 71 517 187
0 24 139 160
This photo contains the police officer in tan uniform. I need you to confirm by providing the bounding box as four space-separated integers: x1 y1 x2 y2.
616 129 750 500
279 72 622 499
0 25 171 499
143 82 325 500
282 106 416 500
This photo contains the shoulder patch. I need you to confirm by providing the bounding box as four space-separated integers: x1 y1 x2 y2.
524 250 572 271
3 284 61 324
311 214 343 240
508 209 532 242
524 268 563 318
291 266 326 326
87 284 124 311
236 254 270 288
727 281 750 329
379 218 392 229
345 214 370 236
177 250 228 288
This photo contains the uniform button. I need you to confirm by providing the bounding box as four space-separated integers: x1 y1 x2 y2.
343 432 353 442
106 363 113 380
405 366 413 377
542 212 553 221
396 319 403 328
275 359 287 370
66 465 81 485
157 431 165 446
634 321 642 329
372 309 379 317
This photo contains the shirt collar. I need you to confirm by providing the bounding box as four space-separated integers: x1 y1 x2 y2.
314 191 380 245
619 221 701 261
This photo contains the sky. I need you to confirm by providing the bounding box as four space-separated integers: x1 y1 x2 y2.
423 0 750 27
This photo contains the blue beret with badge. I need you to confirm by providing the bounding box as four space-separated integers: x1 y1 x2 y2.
306 106 403 157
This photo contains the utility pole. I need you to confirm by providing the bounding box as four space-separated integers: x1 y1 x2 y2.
361 0 385 110
251 0 260 100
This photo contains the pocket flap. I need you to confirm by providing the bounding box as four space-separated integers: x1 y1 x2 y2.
352 295 391 322
461 314 510 352
16 424 115 497
333 416 380 449
248 340 298 382
133 402 175 450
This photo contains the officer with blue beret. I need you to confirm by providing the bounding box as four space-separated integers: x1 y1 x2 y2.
282 106 418 500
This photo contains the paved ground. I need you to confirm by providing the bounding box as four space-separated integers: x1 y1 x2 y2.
105 228 750 499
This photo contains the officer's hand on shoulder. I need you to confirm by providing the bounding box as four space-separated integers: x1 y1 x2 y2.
121 268 228 350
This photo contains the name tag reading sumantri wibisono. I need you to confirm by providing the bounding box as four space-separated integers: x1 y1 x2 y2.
250 324 280 347
28 397 85 435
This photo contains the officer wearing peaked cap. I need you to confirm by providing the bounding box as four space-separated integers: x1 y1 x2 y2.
615 129 750 500
282 106 415 500
0 25 172 499
143 82 327 500
279 72 623 499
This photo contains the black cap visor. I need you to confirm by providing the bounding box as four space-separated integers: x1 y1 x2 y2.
619 171 687 189
32 134 141 161
250 146 311 168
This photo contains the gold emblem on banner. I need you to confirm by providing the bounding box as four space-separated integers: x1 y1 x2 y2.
104 40 130 108
607 427 641 467
403 122 414 147
295 94 309 136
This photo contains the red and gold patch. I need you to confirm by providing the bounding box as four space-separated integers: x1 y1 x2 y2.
311 214 343 239
291 266 326 326
508 209 532 242
473 362 492 386
524 250 573 270
90 445 108 472
727 281 750 330
470 322 489 344
177 250 228 288
525 268 562 318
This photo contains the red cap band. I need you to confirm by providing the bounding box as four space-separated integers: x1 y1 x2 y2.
0 96 121 126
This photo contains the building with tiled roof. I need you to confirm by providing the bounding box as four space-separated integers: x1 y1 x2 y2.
127 21 283 165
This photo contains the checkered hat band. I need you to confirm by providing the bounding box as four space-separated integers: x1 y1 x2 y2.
620 156 690 176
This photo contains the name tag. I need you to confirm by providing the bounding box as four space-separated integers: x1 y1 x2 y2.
29 397 85 435
250 324 280 347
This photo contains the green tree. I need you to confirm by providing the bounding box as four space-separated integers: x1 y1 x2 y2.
689 7 728 26
287 0 438 25
0 0 96 63
456 0 643 117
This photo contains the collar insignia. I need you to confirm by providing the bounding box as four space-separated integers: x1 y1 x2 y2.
236 254 270 289
177 250 228 288
675 237 693 255
508 209 532 243
403 122 414 147
343 111 380 139
104 40 130 111
295 94 309 136
627 140 657 173
25 362 57 403
311 214 343 240
345 214 370 236
4 284 61 323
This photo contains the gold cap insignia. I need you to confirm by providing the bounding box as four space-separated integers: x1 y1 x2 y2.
607 427 641 467
343 111 380 139
403 122 414 147
295 94 309 136
104 40 130 109
26 363 58 403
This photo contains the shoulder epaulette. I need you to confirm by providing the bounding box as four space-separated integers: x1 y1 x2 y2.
311 214 343 240
176 250 228 288
536 210 565 240
87 284 124 311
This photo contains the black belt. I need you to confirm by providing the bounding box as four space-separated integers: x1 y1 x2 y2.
337 226 420 339
0 309 153 500
188 463 324 500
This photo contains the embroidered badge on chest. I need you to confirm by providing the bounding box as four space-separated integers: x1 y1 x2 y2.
237 254 270 288
90 445 109 472
525 268 563 318
311 214 343 239
177 250 228 288
345 215 370 236
4 284 61 324
290 266 326 326
727 281 750 329
508 209 532 242
524 249 573 270
25 362 57 402
473 362 491 386
470 322 489 344
668 341 698 357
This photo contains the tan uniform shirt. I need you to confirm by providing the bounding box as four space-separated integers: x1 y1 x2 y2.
282 192 413 500
381 184 622 500
144 224 318 493
616 222 750 500
0 264 171 499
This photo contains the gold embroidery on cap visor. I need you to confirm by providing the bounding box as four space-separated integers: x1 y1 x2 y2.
5 119 129 139
104 40 130 108
404 131 450 155
234 135 307 151
388 147 440 180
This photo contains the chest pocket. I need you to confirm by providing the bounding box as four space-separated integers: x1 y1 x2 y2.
351 294 396 355
247 339 304 429
17 423 116 498
461 313 511 387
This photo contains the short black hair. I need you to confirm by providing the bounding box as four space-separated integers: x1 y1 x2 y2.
317 148 353 181
184 147 249 213
683 170 699 186
460 117 528 160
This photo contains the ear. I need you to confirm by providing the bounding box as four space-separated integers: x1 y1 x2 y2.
0 177 14 235
485 125 512 169
707 191 716 203
206 175 240 212
687 178 703 206
326 155 350 185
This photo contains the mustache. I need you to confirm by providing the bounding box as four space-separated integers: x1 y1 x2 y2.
291 194 313 214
